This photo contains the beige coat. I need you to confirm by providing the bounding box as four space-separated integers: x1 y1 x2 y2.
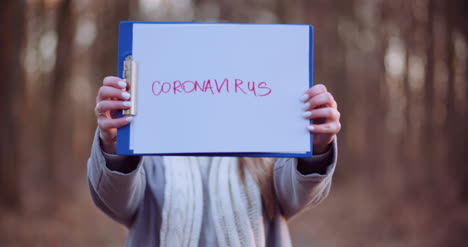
87 130 337 247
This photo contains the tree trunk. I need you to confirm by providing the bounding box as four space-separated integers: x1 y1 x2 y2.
46 0 76 195
0 0 26 210
445 0 457 188
422 0 435 196
460 0 468 202
91 0 132 90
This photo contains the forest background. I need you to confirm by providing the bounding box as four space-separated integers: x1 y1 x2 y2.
1 0 467 246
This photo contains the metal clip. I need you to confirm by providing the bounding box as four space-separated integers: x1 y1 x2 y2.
122 55 137 116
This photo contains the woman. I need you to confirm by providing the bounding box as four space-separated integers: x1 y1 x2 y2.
88 76 341 247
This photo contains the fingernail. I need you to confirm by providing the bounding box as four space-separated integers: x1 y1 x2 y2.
300 94 309 102
118 80 127 89
302 102 311 110
123 101 132 107
302 111 312 118
103 77 114 83
122 91 131 100
308 125 315 131
125 116 133 122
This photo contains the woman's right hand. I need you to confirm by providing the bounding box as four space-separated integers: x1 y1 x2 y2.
95 76 133 154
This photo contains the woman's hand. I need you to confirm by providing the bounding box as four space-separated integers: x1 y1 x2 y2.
301 84 341 154
95 76 133 154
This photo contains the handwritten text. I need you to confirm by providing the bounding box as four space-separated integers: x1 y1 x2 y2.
151 78 272 97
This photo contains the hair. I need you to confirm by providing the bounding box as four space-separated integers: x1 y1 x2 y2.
238 157 277 221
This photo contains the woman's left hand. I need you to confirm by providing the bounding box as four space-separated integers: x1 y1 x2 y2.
301 84 341 154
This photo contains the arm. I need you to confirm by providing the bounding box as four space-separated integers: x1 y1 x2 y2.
87 128 145 227
273 138 337 219
275 83 341 219
88 76 146 226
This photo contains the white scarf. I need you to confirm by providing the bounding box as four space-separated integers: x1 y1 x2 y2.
159 157 265 247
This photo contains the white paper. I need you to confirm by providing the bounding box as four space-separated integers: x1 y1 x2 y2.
131 23 311 154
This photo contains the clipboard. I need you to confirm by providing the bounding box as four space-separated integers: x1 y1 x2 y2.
116 21 314 157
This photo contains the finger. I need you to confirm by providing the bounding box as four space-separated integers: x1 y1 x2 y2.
95 100 132 116
303 92 335 111
302 107 340 121
307 121 341 134
300 84 327 102
103 76 128 90
98 116 133 131
98 86 131 101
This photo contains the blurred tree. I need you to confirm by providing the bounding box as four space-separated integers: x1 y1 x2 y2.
423 0 435 195
91 0 132 87
463 0 468 203
45 0 76 196
454 0 468 203
0 0 26 210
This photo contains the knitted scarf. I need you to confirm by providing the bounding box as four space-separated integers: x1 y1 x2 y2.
160 157 265 247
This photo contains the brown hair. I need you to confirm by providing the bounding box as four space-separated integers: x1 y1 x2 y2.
238 157 277 221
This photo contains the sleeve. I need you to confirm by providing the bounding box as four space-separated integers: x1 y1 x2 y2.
273 138 337 220
87 129 146 227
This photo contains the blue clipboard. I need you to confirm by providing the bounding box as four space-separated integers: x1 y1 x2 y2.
116 21 314 157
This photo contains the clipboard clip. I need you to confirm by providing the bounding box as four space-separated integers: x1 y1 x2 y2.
122 55 137 116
